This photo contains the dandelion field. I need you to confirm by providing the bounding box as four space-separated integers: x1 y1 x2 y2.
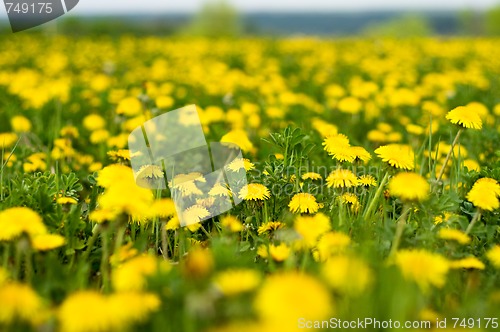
0 35 500 331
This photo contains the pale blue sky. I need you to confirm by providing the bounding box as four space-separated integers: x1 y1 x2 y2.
73 0 498 14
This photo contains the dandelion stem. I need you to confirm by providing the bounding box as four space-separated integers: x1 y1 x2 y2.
200 224 212 239
13 240 23 280
2 244 10 269
436 128 462 184
389 204 411 258
362 171 389 219
173 230 179 260
131 222 136 242
25 242 33 283
100 228 111 292
338 201 344 228
82 224 101 263
161 221 168 260
155 220 160 253
114 224 126 256
465 210 481 235
262 201 269 225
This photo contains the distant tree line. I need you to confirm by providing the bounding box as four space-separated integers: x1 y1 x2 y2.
2 0 500 37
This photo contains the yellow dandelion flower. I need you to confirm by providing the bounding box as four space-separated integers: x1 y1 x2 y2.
434 212 454 225
378 123 393 133
169 172 205 196
60 125 79 138
136 164 164 181
182 205 210 226
267 106 285 119
5 152 16 168
322 133 350 154
375 144 414 170
88 162 102 172
155 95 174 109
97 164 134 188
150 198 176 218
388 172 429 202
116 97 142 116
196 197 216 209
182 247 214 279
394 249 450 292
99 182 154 220
294 213 331 248
462 159 480 172
165 216 180 231
186 222 200 232
406 123 424 136
254 272 332 327
107 149 131 161
173 181 203 197
221 129 254 153
256 245 269 259
59 292 113 332
340 193 360 212
89 208 118 224
466 177 500 211
314 232 351 261
357 174 377 187
337 96 362 114
449 257 485 270
288 193 320 214
136 171 165 191
83 114 106 131
419 308 441 322
330 146 358 163
107 133 129 149
301 172 322 180
220 215 244 232
323 135 362 163
89 129 110 144
112 255 168 292
445 106 482 129
274 153 284 160
58 291 160 332
268 243 291 262
258 221 285 235
350 146 372 162
312 118 338 137
486 245 500 268
214 269 261 296
0 133 18 149
10 115 31 132
437 228 471 245
227 158 255 172
367 130 386 143
0 282 44 325
0 207 47 241
110 292 161 327
326 169 358 188
470 103 491 121
31 234 65 251
110 243 138 266
238 183 270 201
209 182 232 197
321 255 372 296
56 197 78 205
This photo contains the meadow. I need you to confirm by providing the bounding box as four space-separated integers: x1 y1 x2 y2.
0 35 499 331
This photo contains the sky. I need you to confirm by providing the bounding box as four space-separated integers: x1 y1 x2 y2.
73 0 498 14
